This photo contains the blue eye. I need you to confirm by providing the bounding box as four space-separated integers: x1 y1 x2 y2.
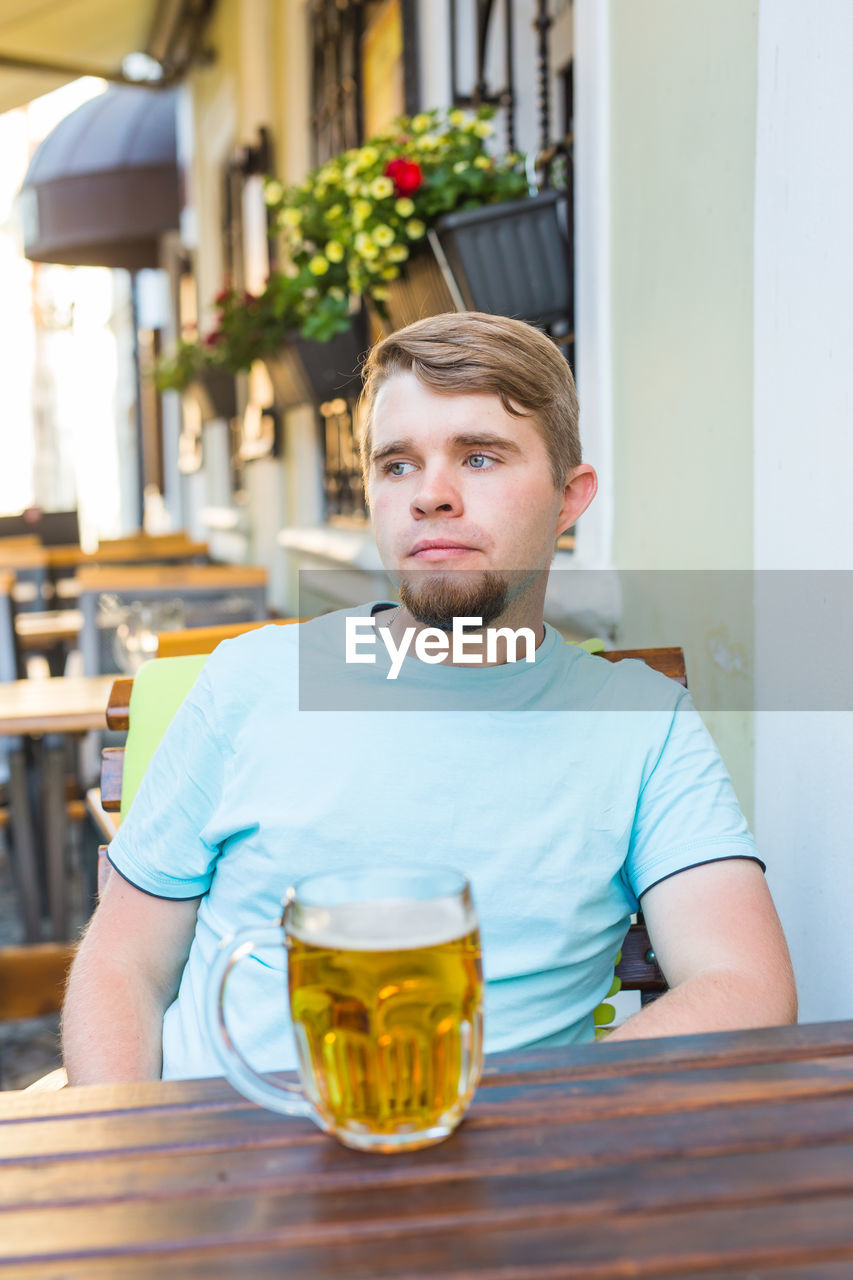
385 460 415 476
466 453 494 469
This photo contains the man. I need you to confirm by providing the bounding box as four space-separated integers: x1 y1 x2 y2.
63 313 796 1084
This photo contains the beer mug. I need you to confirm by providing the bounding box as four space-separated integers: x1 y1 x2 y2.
207 864 484 1152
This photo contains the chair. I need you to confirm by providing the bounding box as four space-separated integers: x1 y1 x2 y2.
75 564 268 678
97 644 682 1007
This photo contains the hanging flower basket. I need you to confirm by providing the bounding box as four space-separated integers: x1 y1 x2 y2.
385 189 572 331
261 309 369 410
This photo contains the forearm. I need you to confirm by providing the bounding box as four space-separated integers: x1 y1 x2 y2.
62 949 167 1085
607 965 798 1043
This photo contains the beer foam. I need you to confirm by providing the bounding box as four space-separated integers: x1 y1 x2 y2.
290 895 474 952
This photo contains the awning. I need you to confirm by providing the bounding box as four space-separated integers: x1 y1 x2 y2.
19 85 180 269
0 0 215 115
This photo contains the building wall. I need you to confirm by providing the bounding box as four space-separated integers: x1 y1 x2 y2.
607 0 759 816
753 0 853 1021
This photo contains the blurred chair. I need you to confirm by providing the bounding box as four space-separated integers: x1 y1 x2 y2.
76 564 268 677
0 541 49 613
0 942 76 1091
0 571 42 943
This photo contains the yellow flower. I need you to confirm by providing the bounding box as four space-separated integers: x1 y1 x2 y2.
354 199 372 221
355 232 379 259
373 224 395 248
394 197 415 218
372 285 390 301
388 244 409 262
328 287 346 300
448 108 467 127
474 155 491 170
357 146 378 168
280 208 302 227
327 203 344 220
325 240 345 263
345 180 361 196
380 266 400 280
474 120 494 138
370 176 394 199
453 161 468 175
406 219 426 239
420 135 440 151
412 113 432 133
308 255 330 276
264 180 284 205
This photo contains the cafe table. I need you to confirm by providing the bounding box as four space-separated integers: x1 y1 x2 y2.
1 1019 852 1277
0 674 114 942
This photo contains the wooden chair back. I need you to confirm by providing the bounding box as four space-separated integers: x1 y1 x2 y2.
98 644 684 1003
156 617 300 657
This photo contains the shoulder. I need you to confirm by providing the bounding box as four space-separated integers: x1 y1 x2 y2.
567 647 686 714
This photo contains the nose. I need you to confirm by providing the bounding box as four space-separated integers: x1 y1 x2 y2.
410 463 463 519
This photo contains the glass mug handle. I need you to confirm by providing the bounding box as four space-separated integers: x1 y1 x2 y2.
205 923 326 1127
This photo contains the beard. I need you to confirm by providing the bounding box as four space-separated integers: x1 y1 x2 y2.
398 570 510 632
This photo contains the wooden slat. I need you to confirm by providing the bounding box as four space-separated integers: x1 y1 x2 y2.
599 645 687 686
100 748 125 812
156 618 300 657
105 677 133 731
0 942 76 1020
615 921 667 992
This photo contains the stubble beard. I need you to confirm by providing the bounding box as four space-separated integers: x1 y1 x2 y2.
398 570 510 632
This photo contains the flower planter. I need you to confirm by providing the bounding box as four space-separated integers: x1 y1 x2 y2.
182 369 238 422
384 248 457 331
262 311 369 409
435 189 572 328
386 190 572 331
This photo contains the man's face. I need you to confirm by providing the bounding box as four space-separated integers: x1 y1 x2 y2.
367 372 596 630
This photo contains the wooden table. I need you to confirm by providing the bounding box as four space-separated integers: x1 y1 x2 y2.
2 1020 852 1277
0 675 114 941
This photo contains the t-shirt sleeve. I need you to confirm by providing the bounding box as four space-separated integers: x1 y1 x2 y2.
624 686 763 903
107 665 227 899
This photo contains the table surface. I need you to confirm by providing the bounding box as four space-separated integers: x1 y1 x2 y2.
0 673 114 734
1 1019 852 1277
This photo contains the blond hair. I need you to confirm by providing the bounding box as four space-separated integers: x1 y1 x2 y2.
358 312 580 492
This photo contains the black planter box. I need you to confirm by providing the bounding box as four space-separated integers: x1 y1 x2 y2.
183 369 238 422
435 189 571 328
264 311 369 410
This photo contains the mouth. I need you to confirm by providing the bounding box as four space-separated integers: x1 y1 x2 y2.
408 540 481 562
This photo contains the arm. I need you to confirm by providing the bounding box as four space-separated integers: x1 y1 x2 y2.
62 870 201 1084
607 859 797 1041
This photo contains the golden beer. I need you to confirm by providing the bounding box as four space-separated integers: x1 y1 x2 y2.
287 897 483 1152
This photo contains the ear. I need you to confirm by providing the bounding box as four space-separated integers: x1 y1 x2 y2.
556 464 598 537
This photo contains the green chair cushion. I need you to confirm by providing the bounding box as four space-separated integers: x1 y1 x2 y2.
120 654 209 818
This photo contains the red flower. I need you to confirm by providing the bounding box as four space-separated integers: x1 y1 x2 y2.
204 330 225 348
214 288 232 305
384 158 423 197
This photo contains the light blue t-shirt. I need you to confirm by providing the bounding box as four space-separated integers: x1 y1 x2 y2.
108 605 760 1080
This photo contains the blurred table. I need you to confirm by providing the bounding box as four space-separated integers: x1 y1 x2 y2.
15 608 82 652
0 675 113 941
1 1020 852 1276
